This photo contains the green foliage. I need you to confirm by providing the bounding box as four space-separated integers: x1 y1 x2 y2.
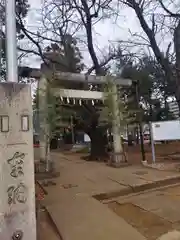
143 99 176 122
43 34 85 74
34 35 85 138
34 82 74 140
116 56 175 123
16 0 30 20
0 0 29 26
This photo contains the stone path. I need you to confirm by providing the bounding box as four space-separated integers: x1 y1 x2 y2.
39 152 180 240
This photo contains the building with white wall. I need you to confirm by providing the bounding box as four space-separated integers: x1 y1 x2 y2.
168 101 180 119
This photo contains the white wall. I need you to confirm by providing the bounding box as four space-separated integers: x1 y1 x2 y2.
151 120 180 141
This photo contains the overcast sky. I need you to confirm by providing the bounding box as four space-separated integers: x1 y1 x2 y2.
23 0 178 99
23 0 142 69
23 0 178 71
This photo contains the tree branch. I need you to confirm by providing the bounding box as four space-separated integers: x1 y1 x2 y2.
158 0 180 18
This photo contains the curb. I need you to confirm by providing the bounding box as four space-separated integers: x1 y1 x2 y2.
35 181 64 240
93 175 180 201
102 182 180 204
44 206 64 240
142 162 180 172
36 180 48 195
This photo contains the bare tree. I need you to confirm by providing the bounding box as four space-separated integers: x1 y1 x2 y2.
30 0 128 161
119 0 180 109
38 0 122 74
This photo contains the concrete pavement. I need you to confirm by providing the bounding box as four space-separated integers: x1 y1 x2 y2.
112 184 180 239
39 152 180 240
46 193 146 240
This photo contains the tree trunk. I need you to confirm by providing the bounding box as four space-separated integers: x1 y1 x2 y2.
87 127 108 161
136 126 139 144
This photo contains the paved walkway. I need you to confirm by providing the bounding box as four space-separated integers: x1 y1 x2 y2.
111 184 180 239
40 152 180 240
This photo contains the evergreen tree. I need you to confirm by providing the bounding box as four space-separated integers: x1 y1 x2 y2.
34 34 85 148
43 34 84 73
117 56 174 123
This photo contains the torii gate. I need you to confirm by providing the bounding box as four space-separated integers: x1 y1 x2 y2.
38 70 132 166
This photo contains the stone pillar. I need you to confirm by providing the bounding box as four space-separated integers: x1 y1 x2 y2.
38 76 52 172
111 83 123 153
109 82 127 167
38 76 47 162
0 82 36 239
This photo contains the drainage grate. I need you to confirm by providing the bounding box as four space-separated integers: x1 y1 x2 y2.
133 171 148 176
62 184 78 189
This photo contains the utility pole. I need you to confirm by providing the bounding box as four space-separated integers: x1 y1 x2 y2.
0 1 36 239
6 0 18 82
0 0 4 78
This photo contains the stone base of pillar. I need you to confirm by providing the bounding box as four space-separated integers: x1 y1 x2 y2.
107 152 130 168
141 160 148 166
35 159 54 173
